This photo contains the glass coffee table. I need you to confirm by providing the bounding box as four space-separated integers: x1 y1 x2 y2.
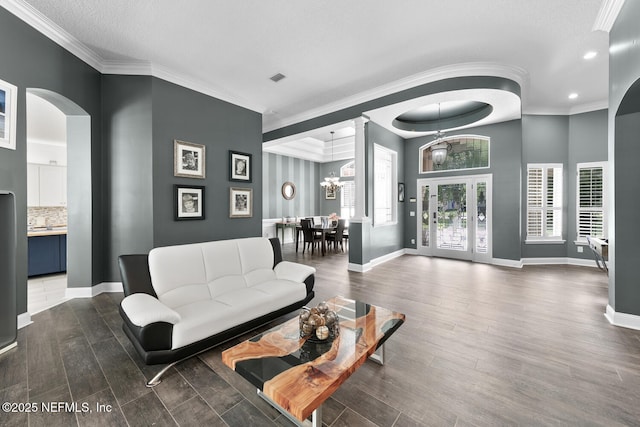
221 296 405 427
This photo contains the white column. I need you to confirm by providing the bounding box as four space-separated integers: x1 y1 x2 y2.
353 116 368 220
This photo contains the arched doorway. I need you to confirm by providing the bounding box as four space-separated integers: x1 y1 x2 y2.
26 88 92 309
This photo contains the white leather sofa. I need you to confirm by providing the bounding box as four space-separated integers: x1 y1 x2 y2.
118 237 315 386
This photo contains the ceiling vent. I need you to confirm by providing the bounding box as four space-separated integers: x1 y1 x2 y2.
270 73 286 83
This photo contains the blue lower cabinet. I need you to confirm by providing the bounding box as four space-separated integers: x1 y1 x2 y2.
59 234 67 273
28 234 67 276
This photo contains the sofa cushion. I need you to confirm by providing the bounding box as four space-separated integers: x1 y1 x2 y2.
149 244 210 309
171 284 307 349
237 237 275 274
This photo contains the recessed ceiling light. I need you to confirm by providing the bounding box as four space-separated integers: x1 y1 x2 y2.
583 51 597 60
568 93 579 100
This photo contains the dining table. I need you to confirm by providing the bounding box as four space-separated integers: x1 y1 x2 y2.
295 223 343 255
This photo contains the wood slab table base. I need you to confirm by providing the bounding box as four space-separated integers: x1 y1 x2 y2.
222 296 405 424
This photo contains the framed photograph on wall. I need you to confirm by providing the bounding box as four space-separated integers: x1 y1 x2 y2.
325 186 336 200
0 78 18 151
398 182 405 202
229 151 252 182
174 140 206 178
230 187 253 218
175 185 205 220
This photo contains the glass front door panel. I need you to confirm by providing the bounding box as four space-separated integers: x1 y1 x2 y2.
437 183 467 251
421 185 429 247
476 182 487 253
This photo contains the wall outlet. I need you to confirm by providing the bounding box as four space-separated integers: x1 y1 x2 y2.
409 211 415 217
577 246 583 253
411 238 416 244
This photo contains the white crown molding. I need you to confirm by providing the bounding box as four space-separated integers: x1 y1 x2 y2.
569 100 609 115
593 0 626 32
1 0 103 71
2 0 265 114
101 60 153 76
523 99 608 116
264 62 529 133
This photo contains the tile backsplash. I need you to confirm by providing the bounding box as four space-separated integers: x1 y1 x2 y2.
28 206 67 228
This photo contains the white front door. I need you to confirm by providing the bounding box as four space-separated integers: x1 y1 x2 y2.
417 174 492 262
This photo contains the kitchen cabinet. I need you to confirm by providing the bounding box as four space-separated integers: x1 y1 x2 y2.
27 163 67 207
28 233 67 276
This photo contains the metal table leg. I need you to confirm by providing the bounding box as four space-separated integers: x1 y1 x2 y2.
258 389 322 427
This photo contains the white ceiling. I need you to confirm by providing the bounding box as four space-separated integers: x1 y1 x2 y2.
6 0 621 161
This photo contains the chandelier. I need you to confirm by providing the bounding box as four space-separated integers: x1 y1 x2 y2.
430 104 451 166
320 131 344 192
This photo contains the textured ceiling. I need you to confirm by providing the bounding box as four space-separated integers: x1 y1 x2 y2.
10 0 614 159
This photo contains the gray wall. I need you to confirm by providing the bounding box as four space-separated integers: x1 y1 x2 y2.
567 110 608 259
521 115 570 258
102 75 154 279
614 112 640 315
263 153 320 219
609 0 640 316
0 8 103 314
150 78 263 249
366 122 405 260
102 75 264 281
404 119 523 261
319 159 352 217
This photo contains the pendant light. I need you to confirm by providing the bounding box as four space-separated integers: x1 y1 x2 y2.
430 103 451 166
320 131 344 192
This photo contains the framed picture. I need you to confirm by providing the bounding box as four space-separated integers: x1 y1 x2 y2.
230 187 253 218
325 186 336 200
229 151 252 182
174 140 206 179
0 78 18 151
175 185 205 220
398 182 405 202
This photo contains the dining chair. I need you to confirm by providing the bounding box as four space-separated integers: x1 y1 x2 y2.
327 219 347 252
300 219 322 254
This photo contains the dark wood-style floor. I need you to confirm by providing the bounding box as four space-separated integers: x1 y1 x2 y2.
2 246 640 427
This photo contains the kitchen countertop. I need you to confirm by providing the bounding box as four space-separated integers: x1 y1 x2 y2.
27 228 67 237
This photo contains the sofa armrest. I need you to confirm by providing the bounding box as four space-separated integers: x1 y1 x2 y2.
121 293 181 327
274 261 316 283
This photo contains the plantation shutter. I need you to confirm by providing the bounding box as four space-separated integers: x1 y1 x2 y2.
341 180 355 219
527 164 563 241
527 167 543 237
577 163 606 241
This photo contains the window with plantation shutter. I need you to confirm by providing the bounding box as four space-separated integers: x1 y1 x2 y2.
576 162 607 242
526 164 563 242
373 144 397 226
340 180 355 219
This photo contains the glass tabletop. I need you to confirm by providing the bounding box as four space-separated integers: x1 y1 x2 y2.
221 296 405 421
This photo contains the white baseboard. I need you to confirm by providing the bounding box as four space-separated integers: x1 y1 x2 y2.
19 282 124 330
65 281 123 299
348 262 372 273
17 312 32 329
492 258 524 268
348 248 406 272
605 305 640 331
370 249 406 267
521 257 604 268
0 342 17 355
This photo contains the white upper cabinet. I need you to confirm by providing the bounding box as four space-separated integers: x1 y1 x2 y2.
27 163 67 207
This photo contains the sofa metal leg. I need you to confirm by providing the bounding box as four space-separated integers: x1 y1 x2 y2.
146 361 178 387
